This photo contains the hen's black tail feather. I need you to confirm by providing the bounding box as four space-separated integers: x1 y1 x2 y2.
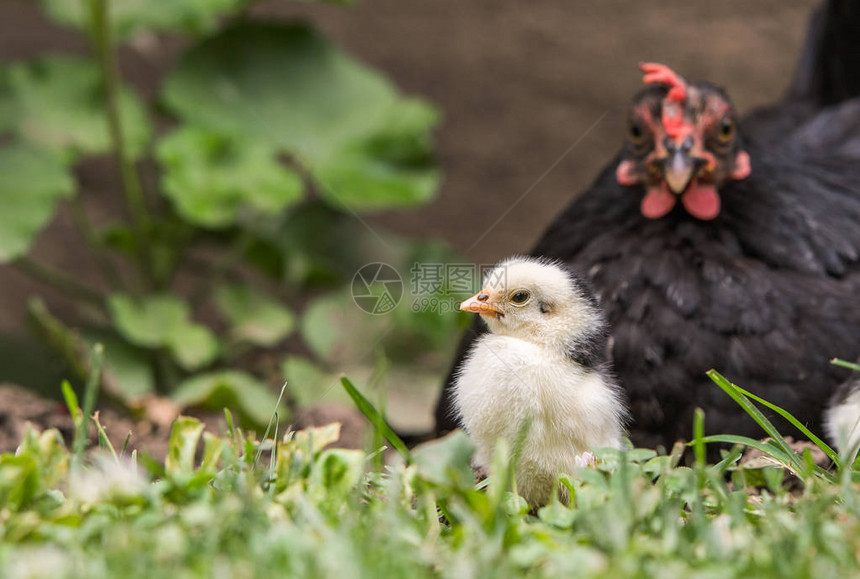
789 0 860 106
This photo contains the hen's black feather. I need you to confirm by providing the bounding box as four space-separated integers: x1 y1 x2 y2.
435 0 860 448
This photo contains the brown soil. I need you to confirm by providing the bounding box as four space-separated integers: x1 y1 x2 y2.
0 382 368 458
0 383 170 458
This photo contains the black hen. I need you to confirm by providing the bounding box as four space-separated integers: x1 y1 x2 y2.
434 0 860 450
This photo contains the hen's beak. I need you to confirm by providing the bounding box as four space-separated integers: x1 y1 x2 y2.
658 137 706 194
460 289 503 316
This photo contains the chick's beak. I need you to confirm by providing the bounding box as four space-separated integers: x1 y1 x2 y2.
460 289 503 317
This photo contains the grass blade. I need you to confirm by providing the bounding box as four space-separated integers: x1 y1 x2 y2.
340 376 411 463
61 380 80 422
832 358 860 373
121 432 132 458
692 408 706 469
729 382 838 465
707 370 801 470
254 381 288 468
702 434 834 482
699 434 797 465
710 444 744 475
692 408 707 495
224 408 236 440
92 411 118 462
72 344 104 465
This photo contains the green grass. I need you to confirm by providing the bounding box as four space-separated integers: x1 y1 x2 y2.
1 369 859 577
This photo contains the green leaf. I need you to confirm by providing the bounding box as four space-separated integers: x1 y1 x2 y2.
411 430 475 487
108 294 188 347
311 142 440 211
214 284 295 347
4 56 151 160
162 23 441 212
85 330 156 399
538 502 576 529
301 293 355 362
0 455 39 512
280 356 348 407
61 380 80 422
310 448 365 498
300 291 390 364
156 126 303 229
39 0 250 40
311 100 441 211
166 416 206 477
167 324 220 371
290 423 343 455
0 143 75 263
172 370 282 429
162 24 397 157
108 293 218 370
15 427 68 491
625 448 658 463
262 201 384 287
340 376 410 462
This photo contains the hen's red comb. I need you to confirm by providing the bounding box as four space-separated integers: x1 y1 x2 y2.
639 62 687 104
639 62 689 138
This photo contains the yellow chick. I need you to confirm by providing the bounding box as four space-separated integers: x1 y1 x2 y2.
453 257 626 505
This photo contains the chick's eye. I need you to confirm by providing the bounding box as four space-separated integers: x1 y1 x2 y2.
510 290 531 305
718 118 735 141
628 122 644 143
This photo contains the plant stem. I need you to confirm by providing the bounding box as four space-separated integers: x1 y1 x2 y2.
73 343 104 465
88 0 154 288
69 194 127 290
28 297 91 384
14 256 104 306
27 297 129 406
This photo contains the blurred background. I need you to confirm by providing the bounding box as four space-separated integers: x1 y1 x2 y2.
0 0 819 450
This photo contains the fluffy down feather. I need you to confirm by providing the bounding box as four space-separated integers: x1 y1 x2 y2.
453 258 625 505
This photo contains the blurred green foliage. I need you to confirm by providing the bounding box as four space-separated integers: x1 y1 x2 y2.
0 144 75 262
2 56 151 161
2 0 463 428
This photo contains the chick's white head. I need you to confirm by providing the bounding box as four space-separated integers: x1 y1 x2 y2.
460 257 603 354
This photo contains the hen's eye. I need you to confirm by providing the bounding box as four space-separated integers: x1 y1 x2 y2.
510 290 531 305
629 122 644 143
718 118 735 141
